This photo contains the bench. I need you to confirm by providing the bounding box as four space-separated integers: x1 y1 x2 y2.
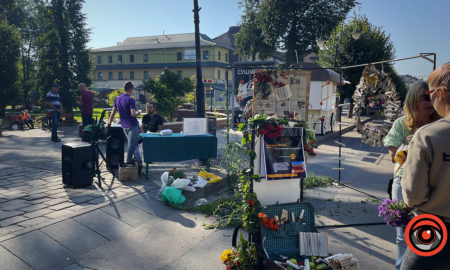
7 114 36 129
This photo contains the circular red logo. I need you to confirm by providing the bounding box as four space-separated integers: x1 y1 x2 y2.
405 214 448 257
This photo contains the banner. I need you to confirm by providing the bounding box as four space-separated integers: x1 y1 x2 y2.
232 61 276 108
262 127 307 180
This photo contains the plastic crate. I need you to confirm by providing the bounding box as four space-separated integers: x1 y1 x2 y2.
261 202 317 262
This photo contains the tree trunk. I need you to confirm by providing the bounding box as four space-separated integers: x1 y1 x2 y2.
55 0 72 115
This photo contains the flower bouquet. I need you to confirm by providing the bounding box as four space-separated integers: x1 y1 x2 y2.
378 199 416 227
221 233 257 270
253 70 274 99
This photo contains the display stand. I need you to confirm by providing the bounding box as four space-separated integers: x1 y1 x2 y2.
254 127 306 206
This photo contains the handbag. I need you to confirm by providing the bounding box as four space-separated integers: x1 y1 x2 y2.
387 177 394 200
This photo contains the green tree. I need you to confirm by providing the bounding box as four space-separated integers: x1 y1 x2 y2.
234 1 274 61
0 19 21 116
107 89 122 107
237 0 356 64
0 0 40 108
35 0 91 114
317 14 406 116
142 70 195 119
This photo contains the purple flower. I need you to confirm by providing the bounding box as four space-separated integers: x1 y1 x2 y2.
378 199 413 227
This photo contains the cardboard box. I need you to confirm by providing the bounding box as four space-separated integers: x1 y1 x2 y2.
119 163 138 181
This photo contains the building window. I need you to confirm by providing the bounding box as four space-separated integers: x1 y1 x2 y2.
97 56 102 64
143 54 148 62
118 72 123 80
217 70 220 80
203 50 209 60
225 53 228 63
108 55 112 64
118 55 122 64
218 51 221 60
129 54 134 63
97 72 102 81
108 72 113 80
177 70 182 77
144 71 149 80
130 71 134 80
177 52 182 61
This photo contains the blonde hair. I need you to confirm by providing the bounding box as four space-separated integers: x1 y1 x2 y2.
403 81 440 132
428 62 450 90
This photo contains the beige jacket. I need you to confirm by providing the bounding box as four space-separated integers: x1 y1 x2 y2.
402 117 450 221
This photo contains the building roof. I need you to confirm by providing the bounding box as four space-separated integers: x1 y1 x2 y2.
91 33 233 52
292 62 347 85
212 26 241 49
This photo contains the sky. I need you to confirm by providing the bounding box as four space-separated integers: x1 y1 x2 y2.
83 0 449 79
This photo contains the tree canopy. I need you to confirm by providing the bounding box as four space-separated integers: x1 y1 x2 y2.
142 70 195 118
235 0 356 64
0 19 21 116
35 0 91 114
318 14 407 106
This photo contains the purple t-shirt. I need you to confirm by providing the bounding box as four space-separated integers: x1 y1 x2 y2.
113 94 138 128
81 90 93 115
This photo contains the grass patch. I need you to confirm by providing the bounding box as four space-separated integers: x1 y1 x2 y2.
175 195 242 229
303 176 335 189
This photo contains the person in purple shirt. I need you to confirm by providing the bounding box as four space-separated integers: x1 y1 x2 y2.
76 83 93 126
106 81 142 174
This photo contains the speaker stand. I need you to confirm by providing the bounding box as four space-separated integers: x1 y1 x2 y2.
92 140 114 187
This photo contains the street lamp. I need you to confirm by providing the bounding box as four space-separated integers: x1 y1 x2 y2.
316 17 362 184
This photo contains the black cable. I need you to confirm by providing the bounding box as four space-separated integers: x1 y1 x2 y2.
316 222 386 229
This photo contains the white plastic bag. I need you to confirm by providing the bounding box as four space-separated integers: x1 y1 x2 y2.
195 198 208 206
193 176 207 188
171 178 196 192
157 172 170 201
171 178 191 189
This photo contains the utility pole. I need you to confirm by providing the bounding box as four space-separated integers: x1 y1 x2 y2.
193 0 205 117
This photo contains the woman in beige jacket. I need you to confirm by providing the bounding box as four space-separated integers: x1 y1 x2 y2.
401 63 450 269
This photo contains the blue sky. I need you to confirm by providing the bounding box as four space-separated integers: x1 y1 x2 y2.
83 0 449 79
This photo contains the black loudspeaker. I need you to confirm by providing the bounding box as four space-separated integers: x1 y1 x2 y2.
106 126 125 169
62 142 93 188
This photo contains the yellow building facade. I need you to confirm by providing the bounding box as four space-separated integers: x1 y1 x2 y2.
90 33 232 91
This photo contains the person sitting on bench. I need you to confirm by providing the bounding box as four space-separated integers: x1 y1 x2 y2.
23 110 34 129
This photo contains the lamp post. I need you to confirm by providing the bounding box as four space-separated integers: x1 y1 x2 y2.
316 17 361 184
210 87 213 112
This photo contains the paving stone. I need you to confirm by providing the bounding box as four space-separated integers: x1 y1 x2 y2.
64 204 93 213
21 193 49 201
0 224 25 237
0 210 24 221
29 198 51 205
86 197 107 205
49 202 75 211
44 209 75 219
124 194 174 218
19 204 49 213
43 198 69 206
0 216 28 227
1 230 75 270
0 199 32 211
41 219 109 254
73 209 134 240
66 195 97 204
23 209 54 219
0 244 32 270
16 216 51 227
101 201 155 227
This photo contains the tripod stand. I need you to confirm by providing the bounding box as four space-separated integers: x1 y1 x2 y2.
89 110 114 187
